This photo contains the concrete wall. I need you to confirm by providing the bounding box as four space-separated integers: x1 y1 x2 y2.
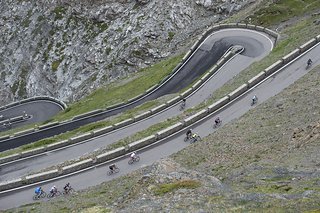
25 169 59 184
70 132 93 145
134 111 152 122
183 109 208 126
20 147 47 158
282 49 300 63
228 84 248 100
13 129 35 137
180 88 193 98
166 96 181 106
156 122 183 140
0 153 21 164
62 159 93 174
128 135 157 151
72 109 104 120
299 38 317 52
113 118 134 129
93 125 114 137
247 71 266 88
0 178 23 191
150 104 167 114
38 122 60 130
96 147 126 163
46 139 69 150
207 96 230 113
264 60 283 76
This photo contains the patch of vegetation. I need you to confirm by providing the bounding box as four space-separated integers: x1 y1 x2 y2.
53 6 67 21
250 0 320 26
96 22 109 32
52 54 183 121
51 58 64 72
105 47 112 55
21 9 32 28
252 184 293 193
168 31 175 41
153 180 201 196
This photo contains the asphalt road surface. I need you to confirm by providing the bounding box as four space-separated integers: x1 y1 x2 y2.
1 28 319 210
0 101 63 132
0 29 274 182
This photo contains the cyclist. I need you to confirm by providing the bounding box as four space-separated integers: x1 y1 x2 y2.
191 133 199 142
35 186 42 198
50 185 57 196
109 164 116 171
215 117 221 126
186 129 192 139
130 151 137 160
180 98 186 110
307 58 313 66
182 98 186 104
252 95 258 104
63 183 71 194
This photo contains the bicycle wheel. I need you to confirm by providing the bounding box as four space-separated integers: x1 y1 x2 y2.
134 156 140 162
107 170 114 176
184 136 188 142
33 195 40 200
40 191 47 198
68 188 75 194
47 193 53 198
114 167 120 173
128 159 134 165
197 136 201 141
55 191 62 196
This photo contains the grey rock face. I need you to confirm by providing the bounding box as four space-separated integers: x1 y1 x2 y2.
0 0 249 105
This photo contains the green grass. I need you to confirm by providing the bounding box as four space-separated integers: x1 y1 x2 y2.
52 54 183 121
247 0 320 27
51 59 62 72
153 180 201 196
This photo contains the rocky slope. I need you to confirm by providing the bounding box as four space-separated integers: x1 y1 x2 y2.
0 0 250 106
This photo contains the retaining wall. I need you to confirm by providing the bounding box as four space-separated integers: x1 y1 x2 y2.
156 122 183 140
62 159 93 174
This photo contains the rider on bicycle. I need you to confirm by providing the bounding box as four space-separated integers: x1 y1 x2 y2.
63 183 71 194
109 164 116 171
50 185 57 195
215 117 221 125
307 58 313 66
35 186 42 197
130 151 137 160
186 129 192 139
252 95 258 104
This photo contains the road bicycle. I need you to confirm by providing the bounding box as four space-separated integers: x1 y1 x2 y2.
128 156 140 165
32 190 46 200
213 120 222 129
179 102 186 111
190 134 201 144
63 187 75 195
251 97 258 106
47 190 62 198
107 166 120 176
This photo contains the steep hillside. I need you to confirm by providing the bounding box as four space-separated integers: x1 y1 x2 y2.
0 0 250 105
